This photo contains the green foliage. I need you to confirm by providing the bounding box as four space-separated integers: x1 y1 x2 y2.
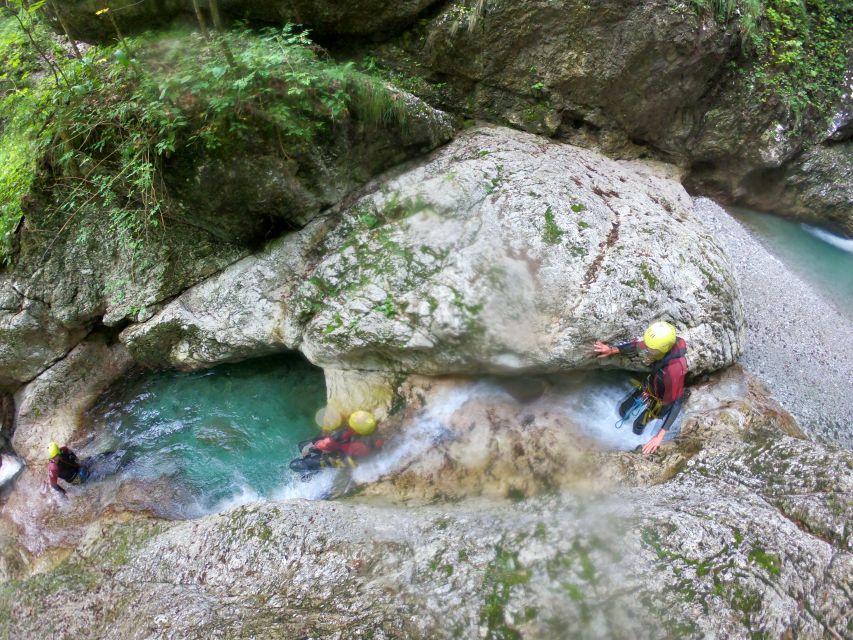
0 10 55 263
542 206 563 244
692 0 851 126
691 0 764 38
746 0 851 125
0 16 409 265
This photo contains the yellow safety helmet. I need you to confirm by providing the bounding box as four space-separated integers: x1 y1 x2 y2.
643 321 677 359
47 442 61 459
315 406 342 432
348 410 377 436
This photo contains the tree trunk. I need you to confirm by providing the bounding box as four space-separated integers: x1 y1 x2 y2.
191 0 210 39
47 0 83 61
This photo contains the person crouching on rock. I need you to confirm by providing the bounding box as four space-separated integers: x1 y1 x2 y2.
593 320 688 455
47 441 89 496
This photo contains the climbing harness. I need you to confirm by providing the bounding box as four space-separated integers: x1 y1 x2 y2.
615 393 647 430
615 379 663 430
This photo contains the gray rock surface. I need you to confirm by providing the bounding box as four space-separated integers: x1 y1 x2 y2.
1 368 850 639
11 334 133 462
0 281 87 391
694 197 853 447
370 0 852 234
295 126 744 375
125 127 745 378
120 218 331 368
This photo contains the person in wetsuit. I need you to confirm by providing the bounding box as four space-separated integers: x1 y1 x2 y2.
290 410 384 474
47 441 88 495
594 320 688 455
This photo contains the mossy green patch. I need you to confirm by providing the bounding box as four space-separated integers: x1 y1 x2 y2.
639 262 658 290
747 545 781 576
479 545 531 640
542 206 563 244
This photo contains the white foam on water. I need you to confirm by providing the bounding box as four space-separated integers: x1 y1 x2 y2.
205 483 264 514
0 455 24 487
802 224 853 254
547 375 666 451
351 383 495 485
271 468 341 501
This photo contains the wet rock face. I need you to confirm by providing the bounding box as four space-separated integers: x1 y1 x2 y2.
764 142 853 237
371 0 851 234
11 334 133 463
1 369 850 639
50 0 441 42
163 90 454 244
0 218 245 393
0 283 88 392
412 0 735 146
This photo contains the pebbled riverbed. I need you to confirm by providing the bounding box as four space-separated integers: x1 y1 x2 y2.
695 198 853 448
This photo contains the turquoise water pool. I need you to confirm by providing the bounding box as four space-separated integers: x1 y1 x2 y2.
727 207 853 319
85 354 327 514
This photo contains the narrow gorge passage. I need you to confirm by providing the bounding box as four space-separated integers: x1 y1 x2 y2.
727 206 853 319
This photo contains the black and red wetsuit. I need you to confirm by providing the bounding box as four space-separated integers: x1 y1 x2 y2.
614 337 688 434
289 427 385 474
48 447 84 494
313 428 384 458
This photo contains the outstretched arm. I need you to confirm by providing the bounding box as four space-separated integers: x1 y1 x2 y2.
641 398 683 455
593 341 619 358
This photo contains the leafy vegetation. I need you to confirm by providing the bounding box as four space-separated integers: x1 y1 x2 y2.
0 4 410 266
692 0 852 126
0 9 55 263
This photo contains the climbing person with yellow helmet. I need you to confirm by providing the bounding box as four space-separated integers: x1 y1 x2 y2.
289 409 385 475
46 441 89 495
594 320 688 455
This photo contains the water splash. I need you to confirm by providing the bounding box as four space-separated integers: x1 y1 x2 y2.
802 224 853 254
352 384 491 484
546 371 670 450
0 455 24 488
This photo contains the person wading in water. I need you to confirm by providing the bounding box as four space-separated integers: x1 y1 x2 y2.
594 320 688 455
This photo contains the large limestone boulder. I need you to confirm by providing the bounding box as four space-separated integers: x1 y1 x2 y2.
295 126 743 375
121 218 332 369
123 126 744 376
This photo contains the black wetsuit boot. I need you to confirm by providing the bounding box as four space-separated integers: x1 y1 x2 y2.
633 410 650 435
619 389 643 418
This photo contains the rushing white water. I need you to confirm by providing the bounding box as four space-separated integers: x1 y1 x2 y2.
0 455 24 487
546 372 676 450
351 384 490 484
802 224 853 254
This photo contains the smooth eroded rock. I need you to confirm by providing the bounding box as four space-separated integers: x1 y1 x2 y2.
295 126 744 375
11 334 133 462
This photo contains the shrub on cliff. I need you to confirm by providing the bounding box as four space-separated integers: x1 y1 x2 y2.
0 12 411 265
